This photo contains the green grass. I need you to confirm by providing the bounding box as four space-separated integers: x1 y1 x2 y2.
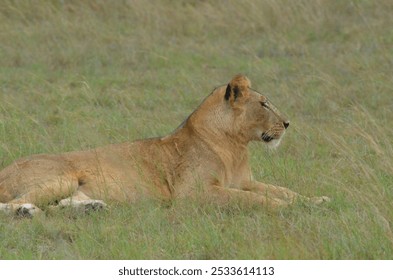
0 0 392 259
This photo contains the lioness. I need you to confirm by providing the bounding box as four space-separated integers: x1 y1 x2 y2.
0 75 329 217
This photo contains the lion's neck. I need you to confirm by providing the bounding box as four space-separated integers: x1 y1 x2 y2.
160 91 251 183
184 114 249 163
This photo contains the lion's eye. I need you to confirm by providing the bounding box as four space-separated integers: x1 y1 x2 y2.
260 101 268 108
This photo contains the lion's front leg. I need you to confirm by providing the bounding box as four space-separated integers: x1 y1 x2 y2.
205 184 289 209
242 181 301 202
242 181 330 205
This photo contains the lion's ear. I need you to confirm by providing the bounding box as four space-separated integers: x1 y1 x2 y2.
224 74 251 102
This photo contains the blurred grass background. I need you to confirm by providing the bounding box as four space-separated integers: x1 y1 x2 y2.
0 0 392 259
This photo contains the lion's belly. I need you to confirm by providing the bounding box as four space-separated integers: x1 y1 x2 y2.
67 146 172 202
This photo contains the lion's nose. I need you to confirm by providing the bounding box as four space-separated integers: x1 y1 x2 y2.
283 121 289 129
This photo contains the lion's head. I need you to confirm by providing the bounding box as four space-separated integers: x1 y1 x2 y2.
188 74 289 148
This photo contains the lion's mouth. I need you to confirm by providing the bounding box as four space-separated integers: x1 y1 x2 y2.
261 132 274 142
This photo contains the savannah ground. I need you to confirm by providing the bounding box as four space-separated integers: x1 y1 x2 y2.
0 0 392 259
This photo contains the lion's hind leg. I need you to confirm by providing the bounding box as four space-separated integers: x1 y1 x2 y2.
55 190 107 213
0 202 42 218
1 175 80 218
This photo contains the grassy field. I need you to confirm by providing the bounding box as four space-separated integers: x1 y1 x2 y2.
0 0 392 259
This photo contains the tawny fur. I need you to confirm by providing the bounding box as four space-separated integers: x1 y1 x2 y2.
0 75 329 217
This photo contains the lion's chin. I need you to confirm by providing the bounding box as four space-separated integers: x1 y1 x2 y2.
266 138 282 149
260 132 283 149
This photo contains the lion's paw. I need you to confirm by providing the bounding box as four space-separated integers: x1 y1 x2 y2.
81 200 108 212
310 196 331 205
16 203 42 218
